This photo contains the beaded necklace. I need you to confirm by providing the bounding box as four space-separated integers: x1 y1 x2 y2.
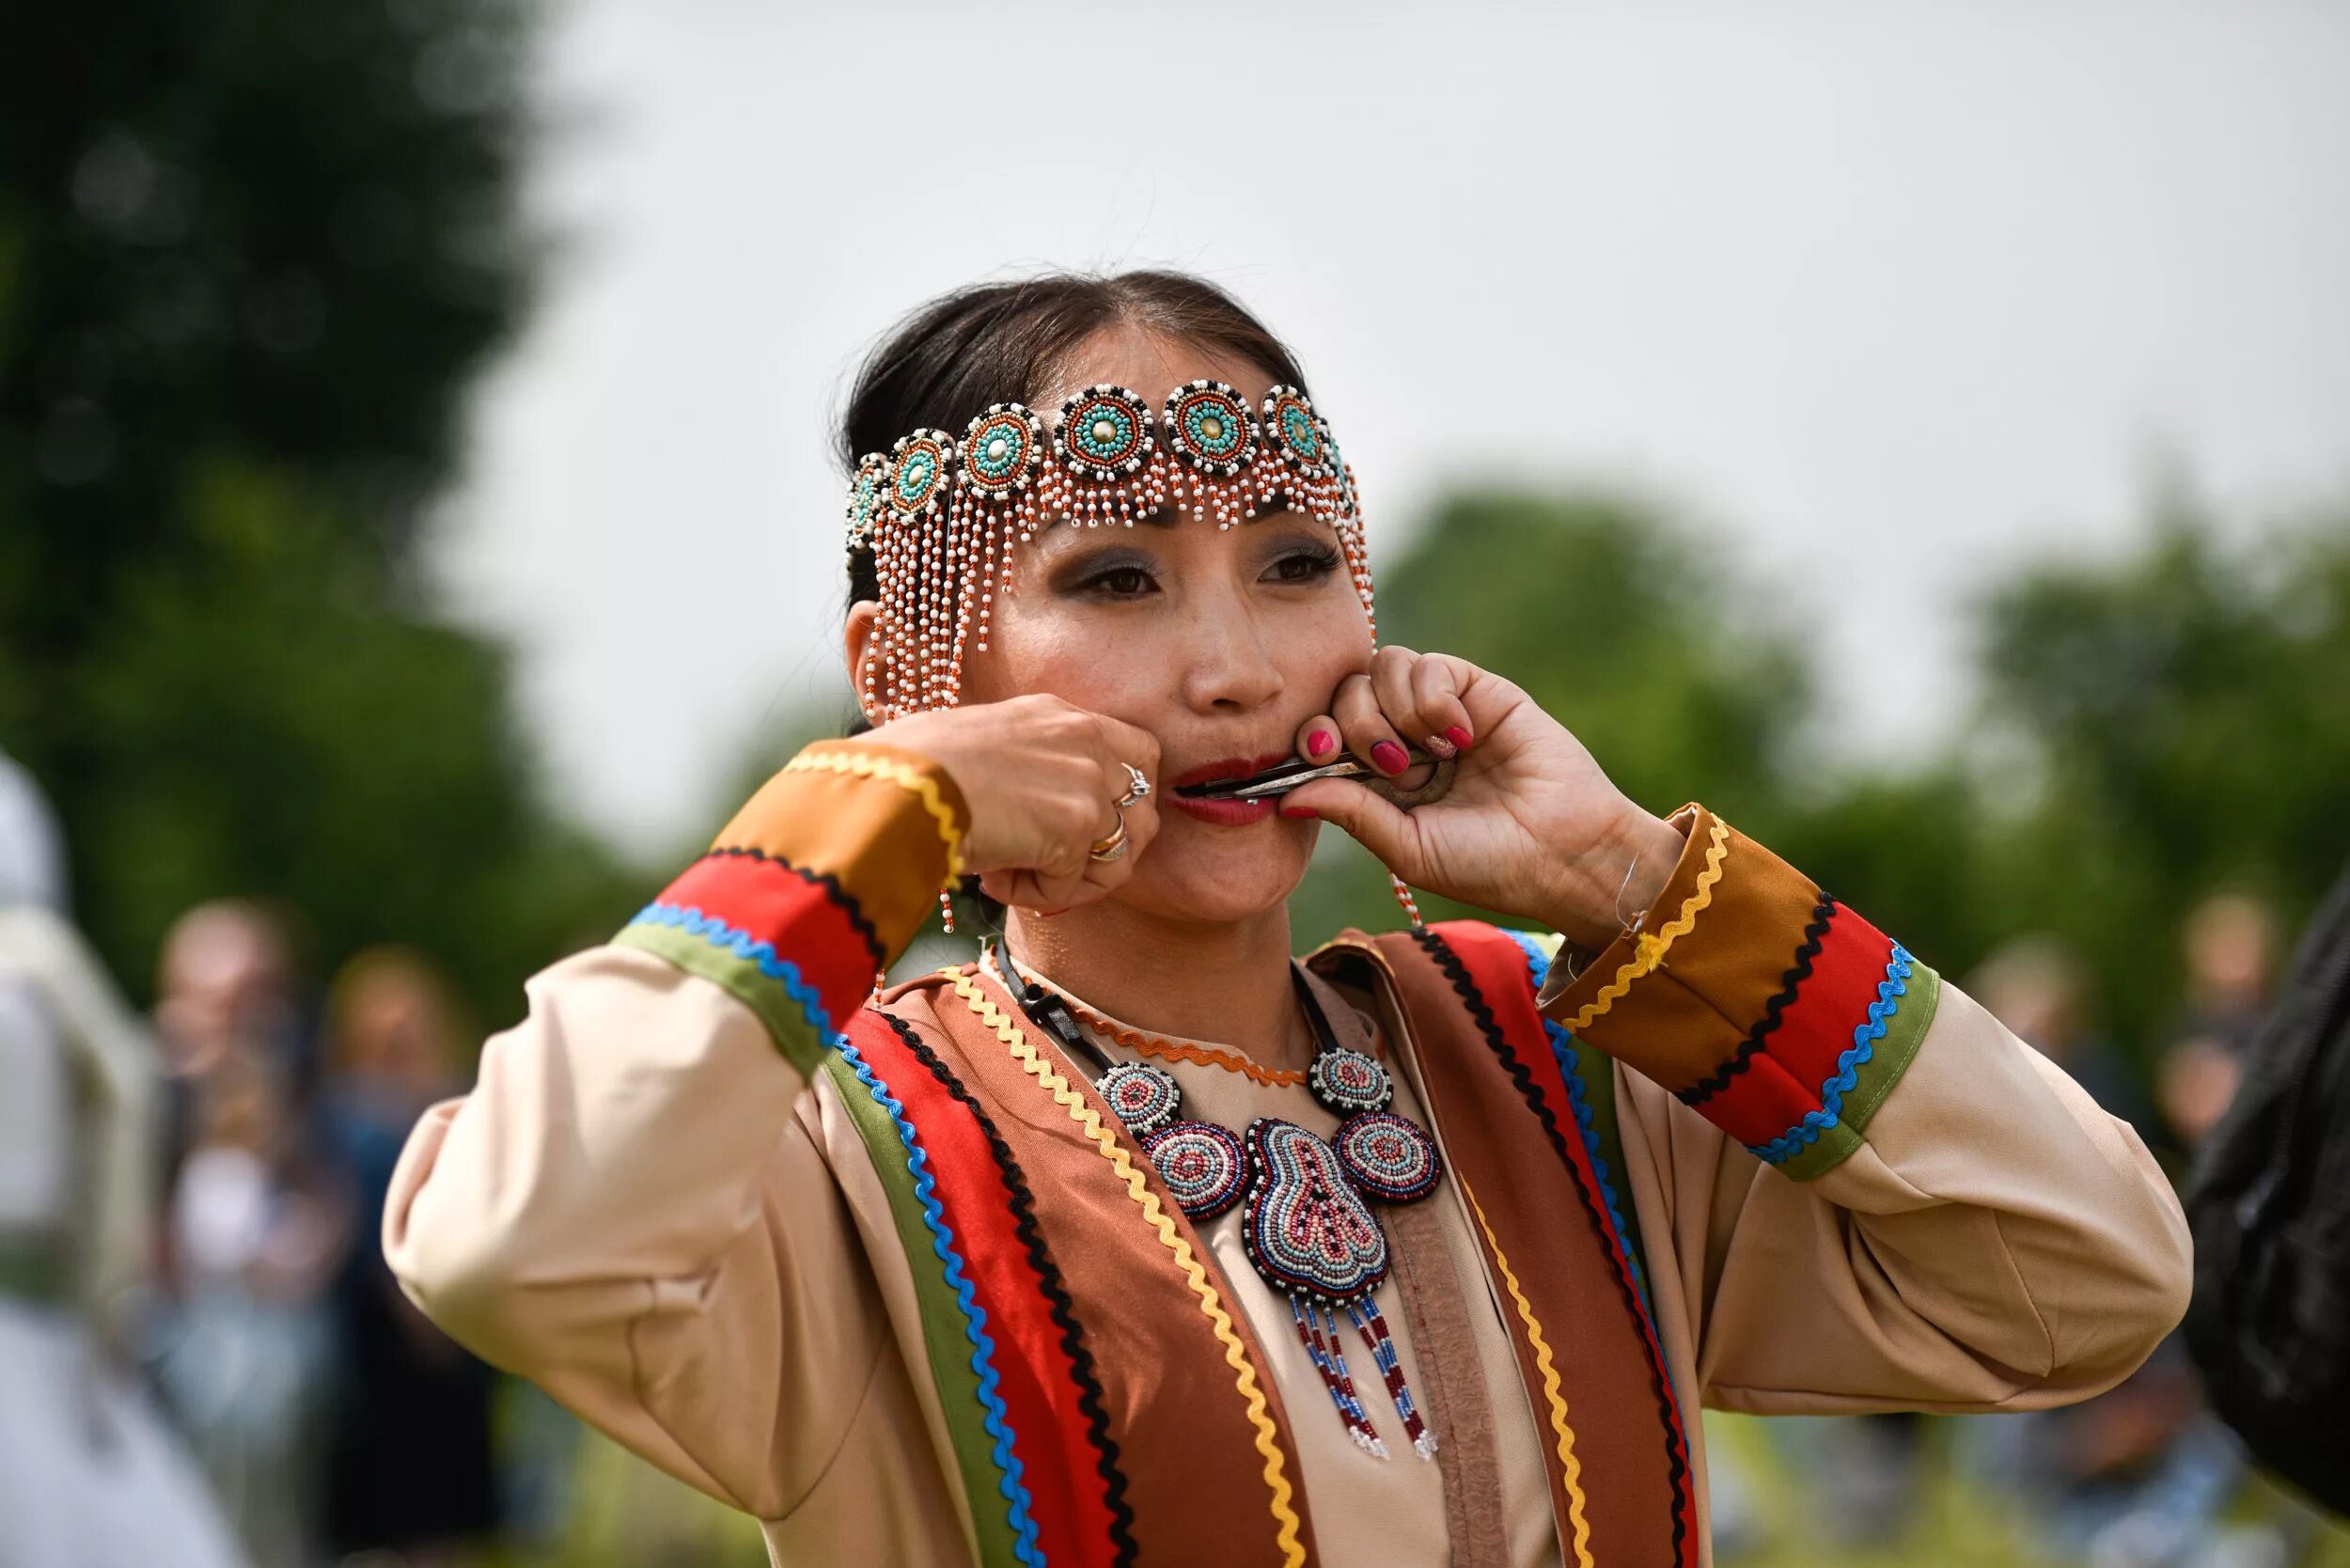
992 939 1444 1460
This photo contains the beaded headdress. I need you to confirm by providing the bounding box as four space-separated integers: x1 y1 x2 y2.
845 380 1375 723
846 378 1424 929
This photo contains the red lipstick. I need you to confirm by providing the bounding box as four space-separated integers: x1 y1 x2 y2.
1167 751 1296 827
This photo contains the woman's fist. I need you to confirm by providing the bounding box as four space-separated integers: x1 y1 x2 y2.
870 695 1161 915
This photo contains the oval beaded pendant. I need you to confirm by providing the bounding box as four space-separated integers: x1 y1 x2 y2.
1240 1119 1390 1301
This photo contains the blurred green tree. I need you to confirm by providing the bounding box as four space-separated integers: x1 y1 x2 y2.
1955 499 2350 1049
1 0 638 1015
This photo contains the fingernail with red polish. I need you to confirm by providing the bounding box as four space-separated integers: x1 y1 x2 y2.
1306 728 1336 760
1371 740 1409 775
1445 725 1474 751
1280 803 1319 820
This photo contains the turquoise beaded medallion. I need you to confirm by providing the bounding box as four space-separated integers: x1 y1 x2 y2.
1056 385 1155 481
961 404 1043 502
844 451 888 548
887 429 955 518
1163 380 1261 478
1261 385 1335 480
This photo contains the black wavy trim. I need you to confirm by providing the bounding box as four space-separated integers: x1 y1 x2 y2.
880 1012 1138 1568
697 848 886 975
1677 895 1837 1109
1408 926 1695 1565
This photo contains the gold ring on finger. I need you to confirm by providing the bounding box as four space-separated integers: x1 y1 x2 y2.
1088 806 1130 863
1115 762 1151 808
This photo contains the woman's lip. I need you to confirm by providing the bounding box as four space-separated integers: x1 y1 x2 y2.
1166 792 1280 826
1169 750 1296 791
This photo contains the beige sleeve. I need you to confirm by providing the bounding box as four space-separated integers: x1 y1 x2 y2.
1619 978 2192 1414
383 945 889 1517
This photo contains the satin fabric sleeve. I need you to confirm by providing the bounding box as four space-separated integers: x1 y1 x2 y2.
382 741 967 1515
1535 807 2192 1413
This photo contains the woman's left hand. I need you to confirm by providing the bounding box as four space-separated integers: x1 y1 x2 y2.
1277 646 1687 950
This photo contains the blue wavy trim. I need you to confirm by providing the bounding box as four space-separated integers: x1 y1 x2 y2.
629 902 1045 1567
1505 930 1652 1315
1748 943 1914 1166
630 901 837 1022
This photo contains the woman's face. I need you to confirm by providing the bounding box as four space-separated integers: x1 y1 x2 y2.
855 325 1372 925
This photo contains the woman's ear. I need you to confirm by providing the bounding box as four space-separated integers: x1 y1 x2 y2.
843 601 882 725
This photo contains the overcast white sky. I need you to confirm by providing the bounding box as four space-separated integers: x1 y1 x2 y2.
431 1 2350 855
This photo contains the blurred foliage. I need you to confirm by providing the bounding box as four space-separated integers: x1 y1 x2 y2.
0 0 642 1017
1295 485 2350 1073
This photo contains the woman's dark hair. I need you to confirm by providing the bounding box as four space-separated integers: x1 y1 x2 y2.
837 271 1310 931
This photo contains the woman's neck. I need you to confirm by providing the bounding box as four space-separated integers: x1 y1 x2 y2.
1003 899 1313 1074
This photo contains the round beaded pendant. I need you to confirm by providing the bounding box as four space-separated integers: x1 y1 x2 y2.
887 429 956 518
1308 1044 1395 1117
1261 385 1336 481
1334 1110 1444 1204
1056 385 1155 481
1096 1059 1184 1136
961 404 1043 502
1141 1120 1248 1219
1163 380 1261 478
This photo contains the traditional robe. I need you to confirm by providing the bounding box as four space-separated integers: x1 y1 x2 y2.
384 739 2189 1567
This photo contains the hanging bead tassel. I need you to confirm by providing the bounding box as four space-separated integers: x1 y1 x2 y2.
1292 1295 1384 1457
1319 1300 1388 1459
1388 871 1424 928
1348 1297 1435 1459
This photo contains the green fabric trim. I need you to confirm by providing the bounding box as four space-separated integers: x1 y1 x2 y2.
614 921 830 1078
1568 1036 1653 1295
1775 960 1942 1183
817 1055 1021 1568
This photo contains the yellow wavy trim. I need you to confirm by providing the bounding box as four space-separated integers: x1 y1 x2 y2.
1559 815 1732 1033
944 970 1307 1568
785 748 965 877
1462 1178 1595 1568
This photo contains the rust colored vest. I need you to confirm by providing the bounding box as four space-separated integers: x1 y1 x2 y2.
841 919 1696 1568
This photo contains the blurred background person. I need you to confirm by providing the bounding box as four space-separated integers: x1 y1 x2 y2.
0 752 249 1568
149 900 349 1568
320 947 498 1566
2158 894 2278 1152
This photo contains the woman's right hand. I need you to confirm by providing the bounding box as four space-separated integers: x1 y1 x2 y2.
870 696 1161 914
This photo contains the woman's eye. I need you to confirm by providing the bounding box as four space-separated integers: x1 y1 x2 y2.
1266 547 1342 584
1086 565 1155 597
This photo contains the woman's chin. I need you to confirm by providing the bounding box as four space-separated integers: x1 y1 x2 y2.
1129 829 1309 923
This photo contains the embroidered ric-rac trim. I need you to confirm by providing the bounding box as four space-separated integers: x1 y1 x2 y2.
1559 815 1731 1033
942 969 1308 1568
881 1013 1138 1567
785 747 966 876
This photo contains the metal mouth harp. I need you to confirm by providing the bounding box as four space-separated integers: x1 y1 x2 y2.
1181 746 1457 808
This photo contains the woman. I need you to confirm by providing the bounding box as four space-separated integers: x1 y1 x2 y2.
0 753 250 1568
385 272 2190 1568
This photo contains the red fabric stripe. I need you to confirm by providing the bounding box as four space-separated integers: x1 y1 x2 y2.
1430 921 1701 1567
1696 906 1895 1144
1759 906 1897 1101
843 1011 1117 1568
657 854 875 1027
1695 1051 1831 1147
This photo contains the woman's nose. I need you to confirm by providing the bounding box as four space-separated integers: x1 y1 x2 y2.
1179 598 1284 713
